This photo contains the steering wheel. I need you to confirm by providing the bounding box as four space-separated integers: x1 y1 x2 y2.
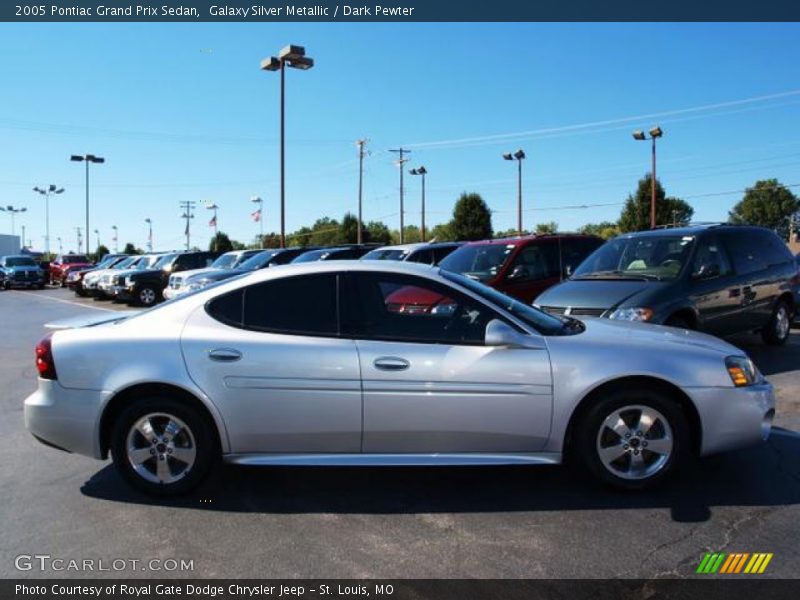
660 259 681 269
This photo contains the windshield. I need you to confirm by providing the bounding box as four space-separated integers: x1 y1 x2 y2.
438 244 516 282
62 255 89 263
211 254 238 269
362 248 409 261
292 249 333 263
442 270 570 336
153 254 177 269
113 257 137 269
238 250 280 270
573 235 694 281
4 256 36 267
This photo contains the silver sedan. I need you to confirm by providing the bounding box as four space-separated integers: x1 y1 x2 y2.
24 261 775 495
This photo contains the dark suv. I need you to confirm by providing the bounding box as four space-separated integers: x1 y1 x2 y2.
438 234 604 303
116 251 220 306
535 225 796 345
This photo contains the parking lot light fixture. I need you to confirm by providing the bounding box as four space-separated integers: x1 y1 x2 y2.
111 225 118 253
0 205 27 236
632 126 664 229
409 166 428 242
503 149 526 236
144 218 153 252
70 154 105 254
33 185 64 255
261 44 315 248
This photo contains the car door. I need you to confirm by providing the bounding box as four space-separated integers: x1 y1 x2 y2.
721 230 769 332
345 272 553 454
181 272 362 454
686 233 740 335
497 241 561 304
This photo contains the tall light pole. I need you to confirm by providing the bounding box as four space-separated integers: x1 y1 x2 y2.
251 196 264 247
33 184 64 255
632 126 663 230
261 44 315 248
70 154 105 254
389 147 411 243
56 237 63 253
179 201 196 250
144 218 153 252
356 139 368 244
21 225 26 249
0 205 26 236
503 149 526 236
409 167 428 242
111 225 118 253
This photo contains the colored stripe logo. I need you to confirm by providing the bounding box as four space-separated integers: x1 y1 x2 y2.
697 552 773 574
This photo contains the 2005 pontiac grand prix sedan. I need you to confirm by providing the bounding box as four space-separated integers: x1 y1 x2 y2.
25 261 775 495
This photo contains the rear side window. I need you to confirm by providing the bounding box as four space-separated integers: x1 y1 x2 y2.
723 231 768 275
407 248 434 265
243 273 338 336
756 230 792 266
207 289 244 326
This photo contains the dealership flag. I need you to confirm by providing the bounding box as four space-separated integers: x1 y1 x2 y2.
251 209 261 222
209 215 217 228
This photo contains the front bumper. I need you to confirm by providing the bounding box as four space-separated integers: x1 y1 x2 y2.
115 285 136 302
691 382 775 456
24 379 111 459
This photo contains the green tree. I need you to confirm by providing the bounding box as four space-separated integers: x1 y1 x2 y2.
366 221 392 244
494 228 528 238
93 245 109 261
209 231 234 253
122 242 139 255
390 225 422 245
287 226 313 247
535 221 558 235
339 213 366 244
257 233 282 249
308 217 340 246
580 221 620 240
729 179 800 239
429 221 455 241
451 192 492 241
618 174 693 233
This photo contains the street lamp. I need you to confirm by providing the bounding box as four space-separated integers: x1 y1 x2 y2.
56 237 63 253
632 126 663 229
261 44 315 248
0 205 26 236
251 196 264 247
111 225 118 253
409 167 428 242
70 154 105 254
503 149 526 236
33 184 64 255
93 228 101 250
144 218 153 252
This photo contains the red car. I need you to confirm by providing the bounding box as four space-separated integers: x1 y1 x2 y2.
48 254 94 287
438 234 604 304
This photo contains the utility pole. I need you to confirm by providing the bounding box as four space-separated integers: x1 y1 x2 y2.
356 139 368 244
180 201 196 250
389 147 411 243
21 225 26 249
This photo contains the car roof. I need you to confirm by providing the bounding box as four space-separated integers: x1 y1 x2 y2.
618 224 772 238
368 243 429 252
462 234 597 247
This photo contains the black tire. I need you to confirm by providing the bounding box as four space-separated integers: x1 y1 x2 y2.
664 314 692 330
136 285 159 307
110 396 218 496
76 287 87 297
762 300 791 346
574 387 690 491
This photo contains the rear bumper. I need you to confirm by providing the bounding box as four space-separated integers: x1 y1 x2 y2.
690 382 775 456
24 379 110 459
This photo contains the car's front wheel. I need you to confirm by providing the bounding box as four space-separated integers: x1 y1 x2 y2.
575 388 689 490
110 397 217 496
136 286 159 307
762 300 791 346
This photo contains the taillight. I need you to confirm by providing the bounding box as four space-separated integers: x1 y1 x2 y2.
35 333 57 380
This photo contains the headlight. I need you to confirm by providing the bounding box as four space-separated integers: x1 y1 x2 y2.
608 307 654 322
725 356 760 387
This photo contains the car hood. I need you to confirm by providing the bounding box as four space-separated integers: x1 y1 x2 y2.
535 279 668 310
175 267 219 281
572 316 741 356
190 268 244 283
127 268 164 278
3 265 41 272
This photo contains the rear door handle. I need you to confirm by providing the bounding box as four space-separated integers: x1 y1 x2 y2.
373 357 410 371
208 348 242 362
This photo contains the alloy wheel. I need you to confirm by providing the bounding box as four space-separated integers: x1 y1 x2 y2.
125 413 197 485
775 306 790 340
595 404 673 480
139 288 156 305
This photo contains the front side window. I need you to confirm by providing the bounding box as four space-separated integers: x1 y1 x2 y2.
346 273 497 345
507 243 559 281
438 244 516 283
691 236 733 278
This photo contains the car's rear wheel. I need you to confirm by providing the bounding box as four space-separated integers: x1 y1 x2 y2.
111 397 217 496
575 388 689 490
762 300 791 346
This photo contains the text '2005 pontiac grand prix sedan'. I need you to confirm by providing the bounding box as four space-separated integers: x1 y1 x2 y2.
25 261 775 495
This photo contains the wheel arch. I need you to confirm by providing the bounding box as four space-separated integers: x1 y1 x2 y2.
563 375 703 458
664 306 699 329
98 382 224 459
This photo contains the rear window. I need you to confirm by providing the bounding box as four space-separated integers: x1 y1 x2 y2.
62 255 88 263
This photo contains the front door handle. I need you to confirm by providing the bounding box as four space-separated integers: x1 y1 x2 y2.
208 348 242 362
373 357 410 371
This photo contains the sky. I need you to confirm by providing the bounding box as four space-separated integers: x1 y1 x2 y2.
1 22 800 253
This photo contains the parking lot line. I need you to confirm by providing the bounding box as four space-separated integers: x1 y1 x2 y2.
7 290 117 312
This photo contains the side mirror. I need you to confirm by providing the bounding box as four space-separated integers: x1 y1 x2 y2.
484 319 545 349
693 263 720 280
563 264 574 278
506 264 528 281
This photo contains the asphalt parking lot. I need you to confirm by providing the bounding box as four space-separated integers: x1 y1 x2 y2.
1 286 799 579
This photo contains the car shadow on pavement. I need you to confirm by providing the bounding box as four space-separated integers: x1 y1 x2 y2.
81 430 800 523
